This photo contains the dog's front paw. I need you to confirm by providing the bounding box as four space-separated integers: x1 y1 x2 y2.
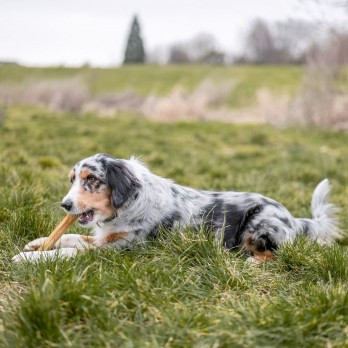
23 237 47 251
12 248 79 263
12 251 41 263
246 256 262 264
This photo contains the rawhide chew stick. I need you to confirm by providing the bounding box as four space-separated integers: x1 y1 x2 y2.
38 214 77 251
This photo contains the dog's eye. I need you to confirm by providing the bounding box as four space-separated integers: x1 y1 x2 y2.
87 175 97 184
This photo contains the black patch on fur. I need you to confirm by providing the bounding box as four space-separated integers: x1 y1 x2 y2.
238 205 264 234
171 186 180 197
203 199 225 229
86 182 94 191
106 160 141 209
148 227 158 239
223 204 263 250
94 180 105 190
157 211 182 232
95 154 114 170
134 229 142 236
148 211 182 238
278 216 292 228
298 219 310 236
95 157 107 167
129 216 145 226
253 234 278 251
82 163 98 172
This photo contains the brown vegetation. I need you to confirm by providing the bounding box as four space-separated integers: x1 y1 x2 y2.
289 31 348 129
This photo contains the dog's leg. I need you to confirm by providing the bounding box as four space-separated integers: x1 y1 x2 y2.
12 247 81 263
243 232 276 264
23 231 132 251
23 234 95 251
94 232 133 248
15 232 133 263
246 250 274 264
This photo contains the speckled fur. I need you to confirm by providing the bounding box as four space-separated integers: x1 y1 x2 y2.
13 153 342 263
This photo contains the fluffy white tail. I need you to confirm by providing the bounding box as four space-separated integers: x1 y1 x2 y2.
296 179 342 244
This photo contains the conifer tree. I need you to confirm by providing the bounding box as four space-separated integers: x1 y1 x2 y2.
123 15 145 64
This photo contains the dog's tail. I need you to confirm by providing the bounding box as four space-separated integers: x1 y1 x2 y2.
295 179 342 244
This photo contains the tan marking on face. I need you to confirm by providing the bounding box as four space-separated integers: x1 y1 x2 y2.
79 168 91 181
77 186 114 216
243 234 275 262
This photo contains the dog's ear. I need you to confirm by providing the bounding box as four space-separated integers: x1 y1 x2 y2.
106 160 141 209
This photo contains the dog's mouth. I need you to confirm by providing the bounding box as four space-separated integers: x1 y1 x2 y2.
78 209 95 225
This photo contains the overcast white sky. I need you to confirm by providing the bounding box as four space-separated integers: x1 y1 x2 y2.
0 0 345 66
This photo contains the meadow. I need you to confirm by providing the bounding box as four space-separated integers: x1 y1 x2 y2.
0 64 302 108
0 65 348 347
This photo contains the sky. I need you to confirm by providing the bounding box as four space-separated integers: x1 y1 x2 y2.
0 0 345 67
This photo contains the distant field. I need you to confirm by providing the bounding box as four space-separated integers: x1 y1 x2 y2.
0 105 348 347
0 64 303 108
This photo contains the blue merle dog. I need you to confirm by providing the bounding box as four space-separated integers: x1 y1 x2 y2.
13 153 342 263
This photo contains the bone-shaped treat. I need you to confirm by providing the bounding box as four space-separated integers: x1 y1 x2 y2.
38 214 77 251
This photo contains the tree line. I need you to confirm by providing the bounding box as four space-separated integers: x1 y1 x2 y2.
124 13 348 66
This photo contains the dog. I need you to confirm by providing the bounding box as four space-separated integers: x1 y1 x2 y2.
13 153 342 263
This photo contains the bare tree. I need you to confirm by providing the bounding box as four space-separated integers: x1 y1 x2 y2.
286 0 348 128
188 34 217 61
238 18 319 64
168 44 191 64
189 34 225 64
273 20 317 63
243 19 277 64
167 33 225 64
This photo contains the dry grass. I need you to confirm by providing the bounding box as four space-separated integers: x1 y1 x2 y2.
0 78 89 112
0 77 291 124
0 69 347 128
287 31 348 129
141 80 234 121
84 90 143 115
0 78 235 120
288 67 348 130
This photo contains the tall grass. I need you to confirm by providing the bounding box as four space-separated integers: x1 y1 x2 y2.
0 106 348 347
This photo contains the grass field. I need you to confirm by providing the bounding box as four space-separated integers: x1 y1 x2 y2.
0 64 303 108
0 100 348 347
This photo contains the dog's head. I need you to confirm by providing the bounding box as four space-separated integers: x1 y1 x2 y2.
61 154 141 227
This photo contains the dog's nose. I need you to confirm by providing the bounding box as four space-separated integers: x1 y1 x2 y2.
61 199 73 211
